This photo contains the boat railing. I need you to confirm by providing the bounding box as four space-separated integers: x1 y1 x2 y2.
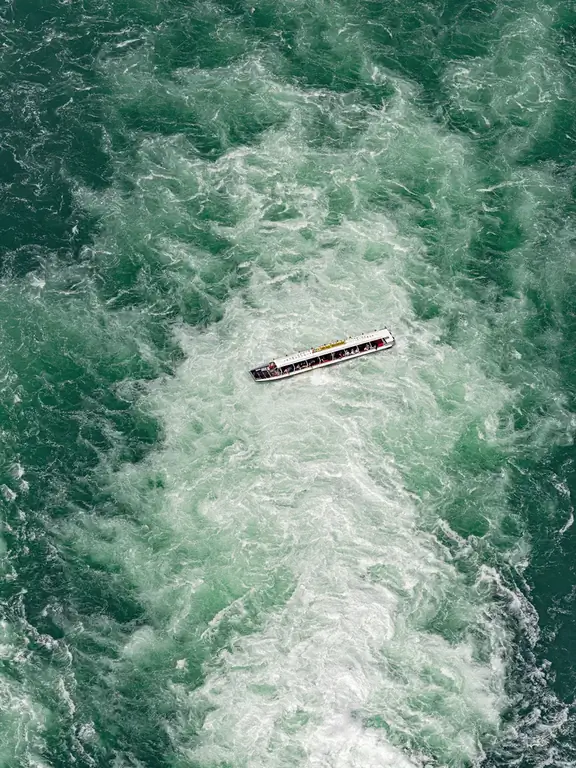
251 336 390 380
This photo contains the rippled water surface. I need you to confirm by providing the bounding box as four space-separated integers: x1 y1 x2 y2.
1 0 576 765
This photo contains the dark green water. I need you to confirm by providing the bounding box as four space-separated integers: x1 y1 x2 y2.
1 0 575 765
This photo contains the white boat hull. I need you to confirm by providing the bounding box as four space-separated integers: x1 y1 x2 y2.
250 332 395 382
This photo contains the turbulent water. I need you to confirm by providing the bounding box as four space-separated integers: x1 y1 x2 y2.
1 0 576 765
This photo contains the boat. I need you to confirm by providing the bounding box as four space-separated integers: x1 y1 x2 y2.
250 329 395 381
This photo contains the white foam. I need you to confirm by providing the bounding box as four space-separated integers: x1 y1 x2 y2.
74 39 545 767
105 245 514 765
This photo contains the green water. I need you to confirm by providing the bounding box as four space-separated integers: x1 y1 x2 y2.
1 0 575 765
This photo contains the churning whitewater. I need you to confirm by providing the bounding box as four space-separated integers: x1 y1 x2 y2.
1 0 575 766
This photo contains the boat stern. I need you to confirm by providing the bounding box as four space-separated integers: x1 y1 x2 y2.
250 362 277 381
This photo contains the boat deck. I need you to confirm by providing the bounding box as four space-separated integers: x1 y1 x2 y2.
250 329 394 381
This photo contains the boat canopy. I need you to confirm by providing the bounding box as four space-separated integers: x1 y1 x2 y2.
272 329 393 368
